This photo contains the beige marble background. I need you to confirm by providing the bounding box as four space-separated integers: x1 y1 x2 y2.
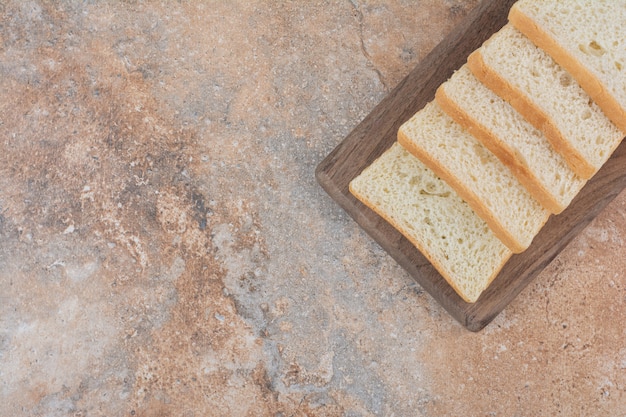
1 1 625 416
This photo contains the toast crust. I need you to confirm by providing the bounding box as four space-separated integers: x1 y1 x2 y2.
509 3 626 134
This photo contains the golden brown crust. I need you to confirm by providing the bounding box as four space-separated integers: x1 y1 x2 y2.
398 129 527 253
467 49 596 179
435 85 564 214
509 3 626 134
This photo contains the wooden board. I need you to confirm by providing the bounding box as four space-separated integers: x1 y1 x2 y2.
315 0 626 331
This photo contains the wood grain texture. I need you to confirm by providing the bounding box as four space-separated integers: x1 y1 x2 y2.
315 0 626 331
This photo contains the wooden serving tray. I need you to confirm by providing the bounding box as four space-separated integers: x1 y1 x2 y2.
315 0 626 331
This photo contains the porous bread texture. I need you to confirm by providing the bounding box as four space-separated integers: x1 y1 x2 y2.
349 142 512 303
436 65 587 214
398 101 550 253
467 24 623 180
510 0 626 134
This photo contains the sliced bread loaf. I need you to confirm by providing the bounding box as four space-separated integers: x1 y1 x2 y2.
509 0 626 134
436 65 587 214
467 24 623 179
349 142 512 303
398 101 550 253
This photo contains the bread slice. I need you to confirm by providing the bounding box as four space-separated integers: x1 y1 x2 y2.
509 0 626 134
436 65 587 214
467 24 623 179
349 142 512 303
398 101 549 253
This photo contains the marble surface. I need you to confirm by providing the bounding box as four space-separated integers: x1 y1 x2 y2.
1 1 626 416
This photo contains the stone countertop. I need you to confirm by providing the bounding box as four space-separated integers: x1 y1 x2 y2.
1 1 625 416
